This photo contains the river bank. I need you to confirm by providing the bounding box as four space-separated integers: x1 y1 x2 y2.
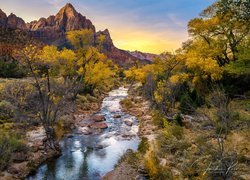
0 90 107 180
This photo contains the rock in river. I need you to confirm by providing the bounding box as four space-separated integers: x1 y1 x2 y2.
91 115 106 122
124 119 133 126
79 127 92 135
91 122 108 129
113 114 121 118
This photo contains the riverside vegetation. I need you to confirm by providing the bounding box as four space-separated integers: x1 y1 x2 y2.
115 0 250 179
0 0 249 179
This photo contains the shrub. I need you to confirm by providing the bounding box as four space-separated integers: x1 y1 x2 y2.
0 55 26 78
144 151 173 180
170 124 183 140
179 93 195 114
86 94 98 102
0 132 26 170
152 110 168 128
174 112 183 126
76 94 88 104
179 89 205 114
116 149 139 168
0 100 15 121
138 137 149 154
121 98 133 109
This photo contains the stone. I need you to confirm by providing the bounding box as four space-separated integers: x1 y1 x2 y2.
91 122 108 129
124 119 133 126
113 114 121 118
79 127 92 135
67 134 74 138
91 115 105 122
95 144 104 149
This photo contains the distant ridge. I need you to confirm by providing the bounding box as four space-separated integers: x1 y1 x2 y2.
0 4 158 66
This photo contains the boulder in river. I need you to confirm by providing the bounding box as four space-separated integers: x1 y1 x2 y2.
113 114 121 118
95 144 104 149
79 127 92 135
91 122 108 129
91 115 106 122
124 119 133 126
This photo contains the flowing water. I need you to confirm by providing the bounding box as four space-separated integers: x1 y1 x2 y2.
27 87 140 180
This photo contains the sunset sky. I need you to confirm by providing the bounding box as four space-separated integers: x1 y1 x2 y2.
0 0 215 54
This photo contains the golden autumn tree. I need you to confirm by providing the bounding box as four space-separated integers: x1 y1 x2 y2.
66 29 117 94
19 45 77 151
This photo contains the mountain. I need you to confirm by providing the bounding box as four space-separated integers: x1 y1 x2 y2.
0 4 156 66
128 50 159 62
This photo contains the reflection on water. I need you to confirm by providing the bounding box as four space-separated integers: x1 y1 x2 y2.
27 87 140 180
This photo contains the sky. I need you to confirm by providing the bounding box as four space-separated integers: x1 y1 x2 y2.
0 0 215 54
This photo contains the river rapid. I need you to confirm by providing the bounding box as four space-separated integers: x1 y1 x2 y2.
27 87 140 180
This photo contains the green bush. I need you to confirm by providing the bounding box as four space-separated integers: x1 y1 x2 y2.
179 89 205 114
0 55 26 78
174 112 183 126
179 93 194 114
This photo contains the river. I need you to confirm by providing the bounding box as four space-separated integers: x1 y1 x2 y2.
26 87 140 180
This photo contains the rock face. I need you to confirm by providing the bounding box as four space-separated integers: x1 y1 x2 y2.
129 50 159 62
0 9 26 29
0 4 156 66
96 29 147 66
27 3 95 46
0 9 7 26
7 13 27 29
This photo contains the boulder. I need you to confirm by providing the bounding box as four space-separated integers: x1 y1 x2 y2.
91 115 105 122
67 134 74 138
124 119 133 126
91 122 108 129
113 114 121 118
79 127 92 135
95 144 104 149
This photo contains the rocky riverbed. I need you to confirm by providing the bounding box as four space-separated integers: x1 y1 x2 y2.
26 86 140 180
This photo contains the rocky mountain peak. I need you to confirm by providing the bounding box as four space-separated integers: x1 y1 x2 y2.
6 13 27 29
56 3 78 19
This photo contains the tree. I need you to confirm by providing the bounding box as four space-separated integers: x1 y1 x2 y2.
188 0 250 66
67 29 94 49
19 45 76 151
66 30 117 94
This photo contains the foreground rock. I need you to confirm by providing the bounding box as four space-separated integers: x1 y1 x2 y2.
91 115 106 122
79 127 92 135
91 122 108 129
113 114 121 118
124 119 133 126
